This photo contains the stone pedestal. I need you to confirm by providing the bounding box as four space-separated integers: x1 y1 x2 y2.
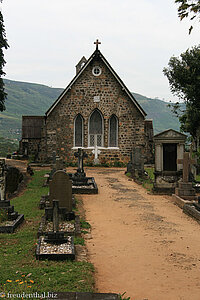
175 182 196 200
0 200 24 233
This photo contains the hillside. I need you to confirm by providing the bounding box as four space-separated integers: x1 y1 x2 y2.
0 78 181 140
132 92 181 134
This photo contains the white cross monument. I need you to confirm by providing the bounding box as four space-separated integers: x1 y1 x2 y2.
92 145 101 165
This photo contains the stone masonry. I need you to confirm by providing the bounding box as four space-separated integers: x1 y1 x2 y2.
39 49 148 165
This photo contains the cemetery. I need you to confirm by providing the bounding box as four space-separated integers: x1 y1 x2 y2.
2 121 200 299
1 33 200 300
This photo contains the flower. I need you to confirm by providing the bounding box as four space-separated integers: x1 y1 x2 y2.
6 280 12 283
15 280 19 282
27 286 32 288
29 280 34 283
19 282 23 285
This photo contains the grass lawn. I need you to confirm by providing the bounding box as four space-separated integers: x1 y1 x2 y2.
142 167 154 192
0 171 94 295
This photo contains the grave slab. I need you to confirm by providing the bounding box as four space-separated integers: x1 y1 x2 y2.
37 176 76 260
0 214 24 233
171 194 197 209
51 292 120 300
36 235 75 260
38 215 81 237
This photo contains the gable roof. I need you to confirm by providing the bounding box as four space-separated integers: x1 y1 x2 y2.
46 49 147 117
154 129 187 141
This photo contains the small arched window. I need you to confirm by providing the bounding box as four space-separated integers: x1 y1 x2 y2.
109 115 118 147
89 110 104 147
74 114 83 147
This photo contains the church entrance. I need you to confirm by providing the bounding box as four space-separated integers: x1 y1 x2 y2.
89 110 103 147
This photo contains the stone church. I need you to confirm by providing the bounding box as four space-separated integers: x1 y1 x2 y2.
20 40 153 165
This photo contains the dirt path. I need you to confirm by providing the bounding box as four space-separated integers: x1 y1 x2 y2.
76 167 200 300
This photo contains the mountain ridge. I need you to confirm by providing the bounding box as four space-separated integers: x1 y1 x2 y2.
0 78 181 140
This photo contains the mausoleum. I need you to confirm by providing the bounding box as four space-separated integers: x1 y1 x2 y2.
153 129 187 194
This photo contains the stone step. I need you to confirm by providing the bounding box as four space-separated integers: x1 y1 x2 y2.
8 212 18 221
0 200 10 207
175 188 196 196
178 182 193 189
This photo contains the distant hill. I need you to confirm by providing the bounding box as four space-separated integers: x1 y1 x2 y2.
132 92 181 134
0 78 181 140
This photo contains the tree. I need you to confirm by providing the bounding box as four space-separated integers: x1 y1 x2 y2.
0 6 8 111
175 0 200 33
163 45 200 147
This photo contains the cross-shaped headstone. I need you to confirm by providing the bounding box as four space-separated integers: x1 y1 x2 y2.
92 145 101 165
94 39 101 50
74 148 88 176
177 152 196 183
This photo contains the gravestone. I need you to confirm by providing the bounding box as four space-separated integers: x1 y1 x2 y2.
68 148 98 194
175 152 196 200
92 145 101 165
0 159 7 201
153 129 187 194
132 146 144 177
44 200 67 244
49 151 58 180
37 197 75 260
49 171 72 212
0 159 24 233
74 148 88 177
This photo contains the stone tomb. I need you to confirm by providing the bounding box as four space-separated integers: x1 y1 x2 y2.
153 129 187 194
36 171 78 260
0 159 24 233
69 148 98 194
175 152 196 200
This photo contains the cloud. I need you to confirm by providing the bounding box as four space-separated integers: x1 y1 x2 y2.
2 0 200 101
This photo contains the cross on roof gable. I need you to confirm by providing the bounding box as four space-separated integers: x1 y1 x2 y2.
46 47 146 117
94 39 101 50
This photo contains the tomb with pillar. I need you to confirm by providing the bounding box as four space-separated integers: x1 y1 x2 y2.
69 148 98 194
153 129 187 194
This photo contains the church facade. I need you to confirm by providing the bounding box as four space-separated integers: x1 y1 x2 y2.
20 41 153 165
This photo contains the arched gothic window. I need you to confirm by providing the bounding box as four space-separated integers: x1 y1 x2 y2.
74 114 83 147
109 115 118 147
89 110 103 147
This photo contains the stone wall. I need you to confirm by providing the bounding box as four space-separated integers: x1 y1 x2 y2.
40 54 148 164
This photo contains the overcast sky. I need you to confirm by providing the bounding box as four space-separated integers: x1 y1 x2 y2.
2 0 200 102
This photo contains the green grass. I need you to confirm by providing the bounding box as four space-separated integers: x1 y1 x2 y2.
141 167 154 192
196 174 200 181
0 170 94 295
145 167 154 181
